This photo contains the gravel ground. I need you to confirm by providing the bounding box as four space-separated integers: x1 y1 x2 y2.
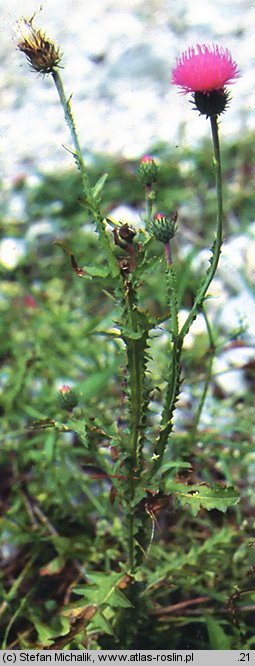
0 0 254 180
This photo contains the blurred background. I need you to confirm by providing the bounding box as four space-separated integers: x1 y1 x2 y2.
0 0 254 178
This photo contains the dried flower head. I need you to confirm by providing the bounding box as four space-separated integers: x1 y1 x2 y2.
16 16 62 74
171 44 240 117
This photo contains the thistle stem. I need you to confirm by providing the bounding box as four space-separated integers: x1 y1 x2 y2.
148 262 181 479
51 69 90 190
164 241 172 266
179 115 223 341
125 291 147 571
144 185 155 231
189 306 216 445
167 263 179 339
148 115 223 480
52 69 121 278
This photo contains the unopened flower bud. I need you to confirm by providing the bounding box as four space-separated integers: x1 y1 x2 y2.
137 155 159 186
57 385 78 411
16 16 62 74
150 212 178 243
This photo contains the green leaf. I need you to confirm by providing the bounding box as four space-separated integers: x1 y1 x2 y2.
78 366 119 399
30 417 87 447
92 173 108 199
123 329 148 341
73 572 133 609
105 588 132 609
66 419 88 446
146 527 235 589
174 483 240 516
81 265 109 278
88 610 114 636
93 217 120 279
32 619 55 646
160 461 192 473
206 617 232 650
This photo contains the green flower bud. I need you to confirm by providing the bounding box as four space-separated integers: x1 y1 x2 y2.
136 155 159 186
57 385 78 411
150 212 178 243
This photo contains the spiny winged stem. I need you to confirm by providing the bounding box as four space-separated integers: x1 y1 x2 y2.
51 69 119 277
149 262 182 479
124 285 148 571
52 67 146 570
149 115 223 480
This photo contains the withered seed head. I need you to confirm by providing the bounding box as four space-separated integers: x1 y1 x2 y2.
16 16 62 74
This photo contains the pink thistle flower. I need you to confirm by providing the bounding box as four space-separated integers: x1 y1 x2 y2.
171 44 240 117
172 44 240 94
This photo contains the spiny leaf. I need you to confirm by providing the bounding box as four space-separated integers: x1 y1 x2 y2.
73 572 133 609
30 418 71 432
146 526 236 588
172 483 240 516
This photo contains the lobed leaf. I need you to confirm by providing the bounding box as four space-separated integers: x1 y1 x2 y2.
173 483 240 516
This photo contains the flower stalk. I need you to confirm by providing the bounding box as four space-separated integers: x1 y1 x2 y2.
164 241 172 266
189 306 216 445
180 115 223 340
51 70 88 182
137 155 159 230
50 68 121 279
148 40 236 478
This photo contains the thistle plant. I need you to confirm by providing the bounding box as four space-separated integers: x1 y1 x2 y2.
13 20 245 648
